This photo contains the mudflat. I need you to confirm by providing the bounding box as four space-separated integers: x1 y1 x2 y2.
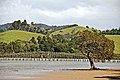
3 68 120 80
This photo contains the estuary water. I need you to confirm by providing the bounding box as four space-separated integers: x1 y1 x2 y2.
0 60 120 79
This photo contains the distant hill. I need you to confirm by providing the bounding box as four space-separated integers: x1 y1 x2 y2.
106 35 120 54
0 30 44 43
34 23 73 30
0 20 78 32
0 23 12 32
34 23 52 30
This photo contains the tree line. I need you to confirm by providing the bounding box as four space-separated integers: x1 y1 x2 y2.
10 20 49 35
0 34 78 54
102 27 120 35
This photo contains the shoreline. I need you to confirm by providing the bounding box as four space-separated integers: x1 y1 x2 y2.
1 68 120 80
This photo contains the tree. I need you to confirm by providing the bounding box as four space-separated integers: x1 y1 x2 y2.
23 19 27 25
54 43 68 52
86 26 89 28
21 19 27 26
37 36 42 44
0 42 8 53
11 20 21 30
30 37 36 44
74 30 114 69
101 27 120 35
31 22 34 25
8 40 24 53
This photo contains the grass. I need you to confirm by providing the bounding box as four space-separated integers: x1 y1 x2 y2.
50 26 92 36
105 35 120 54
0 30 44 43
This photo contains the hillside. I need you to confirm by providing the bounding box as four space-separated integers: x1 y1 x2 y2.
50 26 92 36
0 26 119 54
50 26 120 54
105 35 120 54
0 30 44 43
0 23 12 32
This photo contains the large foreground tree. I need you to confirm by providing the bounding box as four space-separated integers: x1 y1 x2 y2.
73 30 115 69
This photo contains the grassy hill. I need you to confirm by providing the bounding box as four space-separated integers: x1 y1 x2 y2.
50 26 120 54
105 35 120 54
0 30 44 43
50 26 92 36
0 27 119 54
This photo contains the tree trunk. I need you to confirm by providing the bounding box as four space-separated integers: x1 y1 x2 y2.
87 55 97 70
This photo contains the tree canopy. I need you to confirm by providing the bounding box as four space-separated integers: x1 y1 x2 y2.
73 30 115 69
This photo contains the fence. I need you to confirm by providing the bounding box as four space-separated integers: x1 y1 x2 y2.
0 58 120 63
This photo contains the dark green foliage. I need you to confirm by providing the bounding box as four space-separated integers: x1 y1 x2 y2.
37 36 54 51
30 37 36 44
31 22 34 25
37 36 42 44
52 33 78 53
8 20 43 33
0 42 8 53
86 26 89 28
11 20 21 30
54 43 68 52
0 39 38 53
29 44 37 52
21 19 27 26
102 27 120 35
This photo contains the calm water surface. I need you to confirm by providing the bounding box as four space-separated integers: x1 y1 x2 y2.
0 60 120 79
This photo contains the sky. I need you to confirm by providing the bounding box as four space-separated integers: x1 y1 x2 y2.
0 0 120 30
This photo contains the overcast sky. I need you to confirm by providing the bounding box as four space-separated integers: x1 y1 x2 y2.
0 0 120 30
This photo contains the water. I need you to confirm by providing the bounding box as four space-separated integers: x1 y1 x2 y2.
0 60 120 79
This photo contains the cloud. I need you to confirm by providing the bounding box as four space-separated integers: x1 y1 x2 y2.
21 0 80 12
0 0 120 30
